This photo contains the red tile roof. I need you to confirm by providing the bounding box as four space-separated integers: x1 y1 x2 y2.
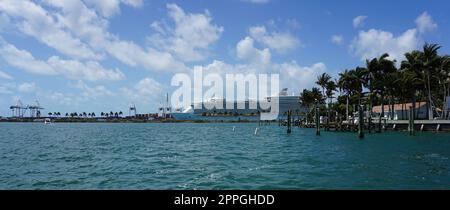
372 102 427 113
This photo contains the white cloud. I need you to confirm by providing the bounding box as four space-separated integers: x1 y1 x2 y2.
0 82 15 94
350 28 420 62
37 90 80 107
0 0 100 60
249 25 300 53
331 35 343 45
415 11 438 33
70 80 114 99
353 15 367 28
349 12 442 62
121 77 164 105
277 62 327 92
47 56 125 81
0 13 10 31
0 70 13 80
1 0 186 73
236 36 271 65
190 59 327 97
0 37 57 75
44 0 186 72
107 39 186 72
18 82 36 93
83 0 143 17
0 38 124 81
148 3 224 62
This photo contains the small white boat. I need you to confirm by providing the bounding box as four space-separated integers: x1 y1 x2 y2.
44 118 51 124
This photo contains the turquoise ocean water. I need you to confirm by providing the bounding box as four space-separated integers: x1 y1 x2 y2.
1 122 450 189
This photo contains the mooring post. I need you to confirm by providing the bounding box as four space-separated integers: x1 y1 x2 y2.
409 106 415 136
326 110 330 131
287 110 292 133
358 105 364 139
315 107 320 136
368 104 372 133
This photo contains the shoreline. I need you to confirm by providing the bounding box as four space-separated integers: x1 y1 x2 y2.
0 117 258 124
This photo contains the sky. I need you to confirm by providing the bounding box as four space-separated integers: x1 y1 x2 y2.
0 0 449 116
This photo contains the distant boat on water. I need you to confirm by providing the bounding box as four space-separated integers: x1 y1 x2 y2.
44 118 51 124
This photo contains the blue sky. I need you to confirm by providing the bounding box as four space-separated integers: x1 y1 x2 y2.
0 0 449 116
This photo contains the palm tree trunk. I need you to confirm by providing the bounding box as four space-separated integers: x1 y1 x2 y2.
378 93 384 132
412 92 416 119
427 74 433 120
346 95 349 122
390 96 395 120
442 83 446 119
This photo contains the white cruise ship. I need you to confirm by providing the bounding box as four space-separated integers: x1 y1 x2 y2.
171 88 307 120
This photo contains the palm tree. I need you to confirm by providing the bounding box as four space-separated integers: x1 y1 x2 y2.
338 69 353 121
422 43 441 119
438 55 450 119
350 67 367 103
326 80 337 105
365 54 396 127
316 73 332 98
300 88 324 123
401 50 424 118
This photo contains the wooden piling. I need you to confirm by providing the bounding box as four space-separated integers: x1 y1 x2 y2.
358 105 364 139
368 104 372 133
287 110 292 133
315 107 320 135
409 106 415 136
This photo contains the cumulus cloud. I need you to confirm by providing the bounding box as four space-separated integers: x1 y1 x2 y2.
47 56 125 81
1 0 186 73
148 3 224 62
248 25 300 53
18 82 36 93
193 35 327 95
353 15 367 28
276 62 327 92
70 80 114 99
350 28 419 62
0 37 57 75
0 70 13 80
331 35 343 45
190 59 327 97
83 0 143 17
0 38 124 81
236 37 271 65
0 0 100 60
415 11 438 33
121 78 165 105
0 82 15 94
350 12 436 62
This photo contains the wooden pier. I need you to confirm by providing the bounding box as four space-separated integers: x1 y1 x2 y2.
280 118 450 132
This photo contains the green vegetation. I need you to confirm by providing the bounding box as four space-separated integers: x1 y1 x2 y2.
300 43 450 125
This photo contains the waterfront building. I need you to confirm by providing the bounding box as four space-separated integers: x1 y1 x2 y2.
372 102 428 120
